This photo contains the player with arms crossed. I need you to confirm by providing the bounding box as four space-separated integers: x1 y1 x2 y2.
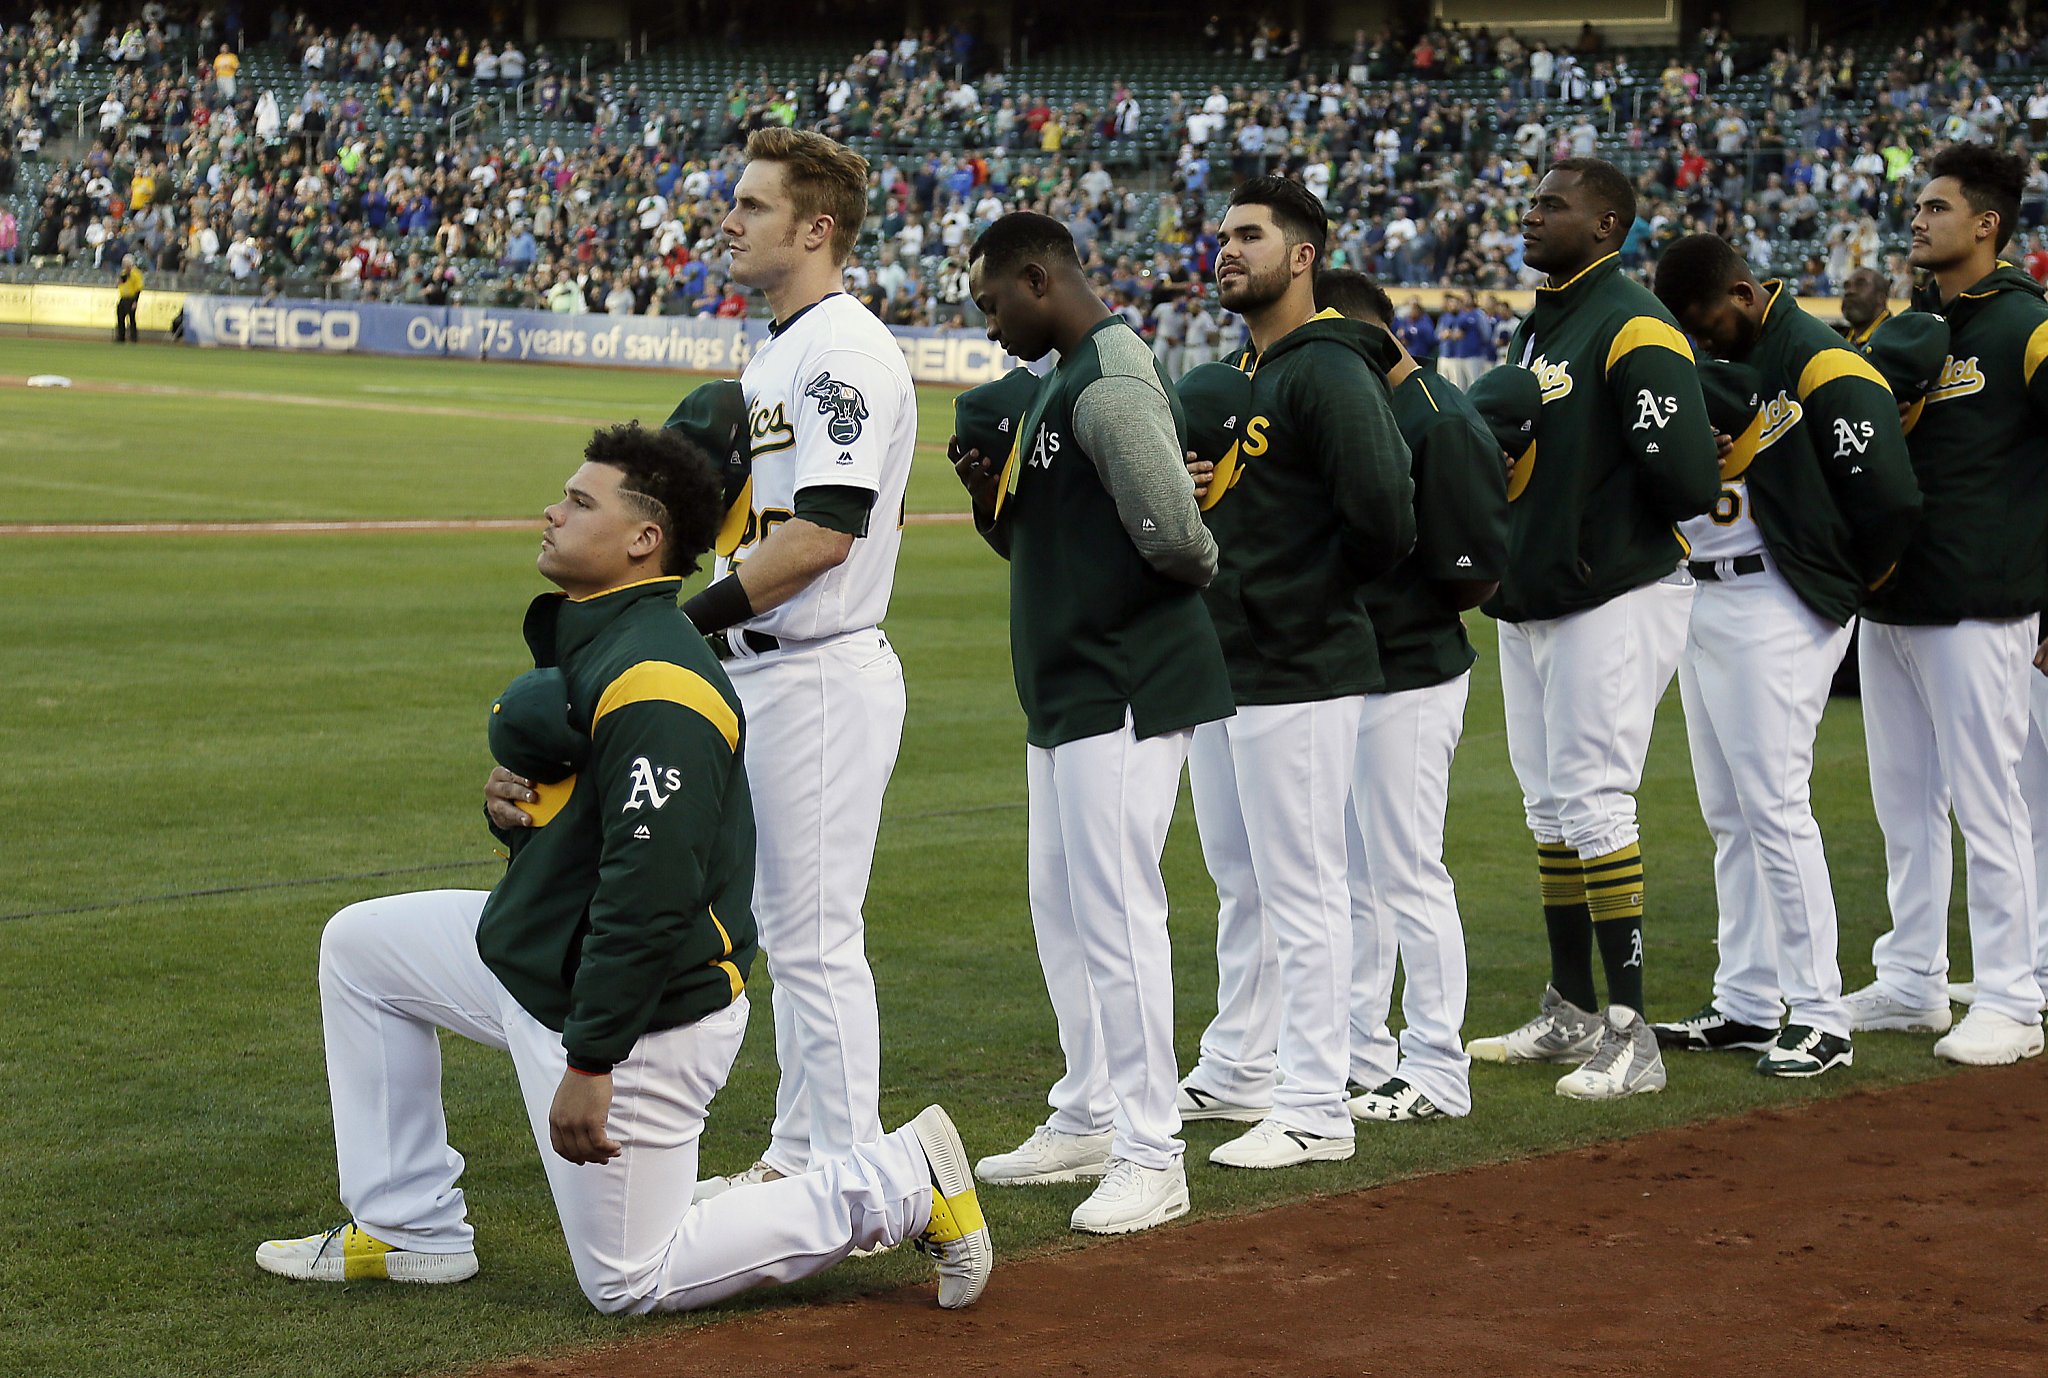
1466 158 1720 1098
1174 177 1416 1165
258 424 989 1311
952 213 1232 1233
1649 234 1922 1077
679 128 917 1188
1848 144 2048 1063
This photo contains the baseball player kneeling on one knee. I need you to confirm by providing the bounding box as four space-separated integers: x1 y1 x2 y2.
256 424 990 1312
1843 145 2048 1065
680 130 918 1193
1649 234 1924 1080
1464 159 1722 1100
951 211 1233 1236
1173 177 1417 1166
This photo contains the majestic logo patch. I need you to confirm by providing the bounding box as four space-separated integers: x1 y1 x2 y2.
1527 354 1574 403
804 372 870 444
1832 417 1874 458
623 756 684 812
1632 389 1679 430
1928 354 1986 403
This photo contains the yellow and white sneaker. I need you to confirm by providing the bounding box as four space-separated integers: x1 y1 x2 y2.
907 1105 993 1309
256 1222 478 1284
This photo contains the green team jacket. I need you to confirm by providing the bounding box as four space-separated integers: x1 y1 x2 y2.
481 576 757 1074
1205 311 1417 703
1369 362 1510 692
1866 263 2048 625
1726 283 1923 626
979 318 1234 748
1490 252 1721 622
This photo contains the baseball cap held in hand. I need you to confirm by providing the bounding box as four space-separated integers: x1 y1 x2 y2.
1175 361 1253 511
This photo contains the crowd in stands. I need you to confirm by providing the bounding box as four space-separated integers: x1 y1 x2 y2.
10 6 2048 349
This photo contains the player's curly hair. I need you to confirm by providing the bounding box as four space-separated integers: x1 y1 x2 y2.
1927 142 2029 250
583 422 723 578
968 210 1081 280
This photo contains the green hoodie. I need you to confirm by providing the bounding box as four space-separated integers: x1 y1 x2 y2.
1489 252 1721 622
1203 310 1416 703
1369 362 1510 692
1865 262 2048 625
479 577 757 1074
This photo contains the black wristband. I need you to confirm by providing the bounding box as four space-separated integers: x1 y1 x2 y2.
682 575 754 634
564 1052 614 1076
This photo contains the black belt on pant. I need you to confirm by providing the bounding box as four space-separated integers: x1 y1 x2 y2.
707 628 781 660
1687 554 1767 581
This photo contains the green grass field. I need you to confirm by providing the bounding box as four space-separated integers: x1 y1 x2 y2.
0 335 1983 1378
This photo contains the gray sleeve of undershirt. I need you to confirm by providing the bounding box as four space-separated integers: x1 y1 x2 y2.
1072 372 1219 587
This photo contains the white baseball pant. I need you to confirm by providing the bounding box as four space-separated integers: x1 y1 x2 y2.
724 628 903 1175
1498 574 1695 856
1025 714 1191 1170
2019 670 2048 1000
1185 697 1365 1139
1861 617 2045 1024
317 889 933 1314
1346 672 1475 1114
1152 339 1183 382
1678 563 1853 1036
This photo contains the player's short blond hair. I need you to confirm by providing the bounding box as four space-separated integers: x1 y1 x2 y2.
744 127 869 264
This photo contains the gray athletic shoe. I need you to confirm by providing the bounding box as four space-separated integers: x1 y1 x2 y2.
1466 984 1604 1064
1555 1006 1668 1099
1843 981 1952 1034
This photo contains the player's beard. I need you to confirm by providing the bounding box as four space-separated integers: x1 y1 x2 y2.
1218 257 1289 314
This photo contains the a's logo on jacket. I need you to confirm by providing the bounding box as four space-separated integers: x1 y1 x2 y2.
1527 354 1574 403
804 372 870 444
1832 417 1875 458
1758 391 1803 452
623 756 683 812
1927 354 1986 403
1632 388 1679 430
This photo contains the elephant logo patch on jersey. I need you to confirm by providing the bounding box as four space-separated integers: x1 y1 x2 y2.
1632 389 1679 430
805 373 870 445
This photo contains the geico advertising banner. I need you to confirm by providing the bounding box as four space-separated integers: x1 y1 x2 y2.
181 296 1021 386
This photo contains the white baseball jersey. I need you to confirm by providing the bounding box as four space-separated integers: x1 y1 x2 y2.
1679 393 1791 562
721 293 916 641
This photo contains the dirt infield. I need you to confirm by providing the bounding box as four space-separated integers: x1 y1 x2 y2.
472 1057 2048 1378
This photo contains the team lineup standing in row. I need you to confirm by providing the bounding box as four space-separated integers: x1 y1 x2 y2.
254 128 2048 1312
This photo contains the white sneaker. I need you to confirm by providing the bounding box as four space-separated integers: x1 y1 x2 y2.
1931 1006 2045 1065
1069 1157 1189 1235
1175 1080 1271 1123
1466 984 1604 1064
1555 1006 1668 1100
1844 981 1953 1033
1948 980 1978 1007
695 1158 783 1201
906 1104 993 1309
1208 1117 1356 1168
255 1222 478 1284
974 1124 1114 1185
